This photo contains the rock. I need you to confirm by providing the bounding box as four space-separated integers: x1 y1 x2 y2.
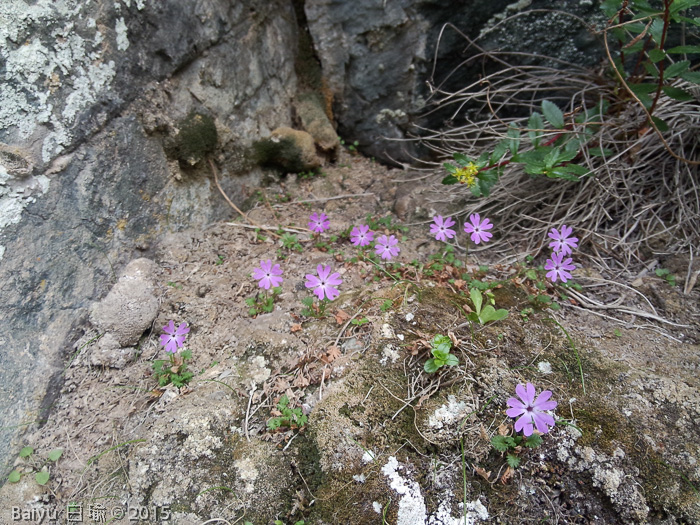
253 126 322 173
0 0 298 474
89 332 139 369
89 258 159 348
304 0 605 164
294 94 339 159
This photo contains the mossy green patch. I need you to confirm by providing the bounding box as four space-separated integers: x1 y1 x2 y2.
253 136 306 173
169 112 218 167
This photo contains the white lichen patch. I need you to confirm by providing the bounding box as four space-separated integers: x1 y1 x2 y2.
0 0 122 161
381 456 428 525
248 355 271 385
115 17 129 50
234 457 259 493
428 395 469 430
0 167 51 234
538 361 553 374
429 496 489 524
380 344 400 365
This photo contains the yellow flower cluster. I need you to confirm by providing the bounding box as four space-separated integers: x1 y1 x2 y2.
454 163 478 186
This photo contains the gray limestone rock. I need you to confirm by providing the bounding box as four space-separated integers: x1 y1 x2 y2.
89 258 159 348
304 0 605 164
0 0 298 475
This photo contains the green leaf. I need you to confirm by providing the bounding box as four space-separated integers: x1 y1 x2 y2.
662 85 693 101
507 124 520 156
588 147 613 157
670 0 700 15
19 446 34 458
479 306 509 324
490 139 508 164
431 334 452 354
470 288 483 315
665 60 690 79
506 454 521 468
442 174 458 185
650 116 669 132
444 353 459 367
491 435 510 452
628 83 656 108
424 359 441 374
453 153 472 166
48 449 63 462
648 48 667 63
524 434 543 448
443 162 457 174
8 470 21 483
541 100 565 129
431 347 449 361
527 112 544 146
649 18 664 44
643 61 660 78
667 45 700 54
35 471 50 486
681 71 700 84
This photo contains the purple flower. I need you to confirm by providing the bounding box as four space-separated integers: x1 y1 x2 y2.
506 382 557 436
252 259 283 290
308 212 330 233
430 215 457 242
305 264 343 301
160 320 190 354
548 224 578 256
463 213 493 244
375 234 400 261
350 224 374 247
544 252 576 283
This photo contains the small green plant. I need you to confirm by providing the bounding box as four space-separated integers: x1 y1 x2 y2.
246 287 282 317
424 334 459 373
215 254 225 265
340 138 359 152
520 307 534 322
380 299 394 312
491 433 542 468
466 288 509 324
365 213 409 234
298 169 324 180
655 267 677 287
7 446 63 486
152 349 194 388
267 394 308 431
166 281 182 289
351 317 370 326
300 296 330 318
281 232 303 252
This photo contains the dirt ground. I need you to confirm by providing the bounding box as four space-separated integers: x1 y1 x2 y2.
2 151 699 524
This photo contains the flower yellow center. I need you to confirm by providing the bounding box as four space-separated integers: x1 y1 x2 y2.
454 163 478 186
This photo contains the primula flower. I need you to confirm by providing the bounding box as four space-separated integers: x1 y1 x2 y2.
252 259 283 290
506 382 557 436
544 252 576 283
308 212 330 233
305 264 343 301
375 234 400 260
463 213 493 244
160 320 190 354
350 224 374 247
430 215 457 242
548 224 578 256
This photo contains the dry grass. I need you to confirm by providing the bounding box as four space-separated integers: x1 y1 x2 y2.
400 21 700 280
